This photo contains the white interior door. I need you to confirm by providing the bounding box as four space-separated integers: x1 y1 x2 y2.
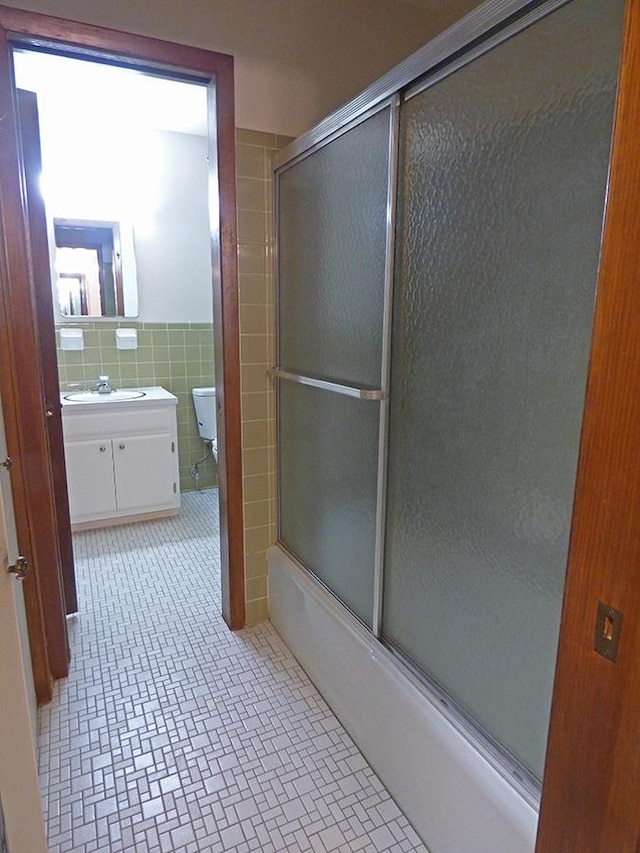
0 394 48 853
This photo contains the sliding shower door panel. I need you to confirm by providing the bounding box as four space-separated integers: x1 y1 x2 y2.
383 0 624 781
279 381 379 626
278 105 393 388
276 102 396 627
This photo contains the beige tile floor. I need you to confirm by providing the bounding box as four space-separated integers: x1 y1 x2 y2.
37 490 426 852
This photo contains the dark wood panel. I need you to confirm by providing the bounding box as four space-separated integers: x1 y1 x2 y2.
536 1 640 848
0 3 233 77
0 30 69 683
0 180 52 704
209 70 246 630
17 89 77 616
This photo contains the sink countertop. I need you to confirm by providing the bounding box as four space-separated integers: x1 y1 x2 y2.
60 386 178 409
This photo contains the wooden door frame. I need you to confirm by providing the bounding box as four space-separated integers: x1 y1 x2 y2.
0 11 69 702
18 88 77 620
536 0 640 848
0 6 245 701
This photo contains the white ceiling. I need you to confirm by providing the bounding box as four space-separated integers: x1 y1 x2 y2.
13 50 209 137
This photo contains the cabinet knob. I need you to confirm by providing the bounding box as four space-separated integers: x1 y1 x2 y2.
119 443 126 450
99 446 106 452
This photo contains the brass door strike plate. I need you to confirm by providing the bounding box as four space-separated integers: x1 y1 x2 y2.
594 601 622 662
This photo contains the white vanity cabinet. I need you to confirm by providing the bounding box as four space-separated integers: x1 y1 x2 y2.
61 387 180 528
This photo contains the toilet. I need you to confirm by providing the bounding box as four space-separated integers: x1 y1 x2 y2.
191 387 217 460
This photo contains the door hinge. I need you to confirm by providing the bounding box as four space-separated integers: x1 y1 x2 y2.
173 483 177 493
1 456 12 470
171 441 175 453
8 555 29 580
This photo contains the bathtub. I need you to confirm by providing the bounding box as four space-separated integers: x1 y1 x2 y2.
268 545 538 853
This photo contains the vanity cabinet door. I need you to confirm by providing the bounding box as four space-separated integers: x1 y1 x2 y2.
64 439 117 520
112 433 176 512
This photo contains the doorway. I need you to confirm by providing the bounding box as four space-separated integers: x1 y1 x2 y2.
20 52 219 483
14 43 223 609
0 7 244 708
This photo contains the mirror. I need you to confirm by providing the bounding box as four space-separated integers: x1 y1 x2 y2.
53 218 138 318
54 219 121 317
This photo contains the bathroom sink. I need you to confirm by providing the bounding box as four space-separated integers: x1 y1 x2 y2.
64 390 147 403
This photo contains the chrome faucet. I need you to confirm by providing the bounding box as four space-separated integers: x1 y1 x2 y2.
95 375 112 394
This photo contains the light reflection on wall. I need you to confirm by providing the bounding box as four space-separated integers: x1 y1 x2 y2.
14 50 211 323
40 126 165 236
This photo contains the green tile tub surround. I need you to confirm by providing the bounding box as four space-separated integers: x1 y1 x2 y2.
235 128 294 624
56 321 217 492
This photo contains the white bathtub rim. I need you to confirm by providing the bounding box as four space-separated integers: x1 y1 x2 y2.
269 543 540 808
267 544 539 852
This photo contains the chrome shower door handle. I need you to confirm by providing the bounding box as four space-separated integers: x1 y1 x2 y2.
270 367 384 400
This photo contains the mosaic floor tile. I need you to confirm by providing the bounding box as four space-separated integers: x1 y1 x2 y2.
38 490 426 852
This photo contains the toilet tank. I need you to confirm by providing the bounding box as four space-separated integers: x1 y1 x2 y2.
192 387 217 442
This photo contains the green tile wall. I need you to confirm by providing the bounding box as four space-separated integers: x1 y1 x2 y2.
56 321 217 492
236 128 294 624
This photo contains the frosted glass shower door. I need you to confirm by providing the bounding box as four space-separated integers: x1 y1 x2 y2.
276 103 396 627
383 0 624 781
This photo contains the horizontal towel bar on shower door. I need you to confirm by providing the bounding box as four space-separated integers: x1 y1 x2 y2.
270 368 384 401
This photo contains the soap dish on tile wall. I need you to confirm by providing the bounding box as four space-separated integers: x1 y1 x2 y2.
60 328 84 350
116 328 138 349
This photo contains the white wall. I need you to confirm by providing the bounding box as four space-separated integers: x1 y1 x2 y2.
41 121 212 325
6 0 478 137
134 130 212 324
